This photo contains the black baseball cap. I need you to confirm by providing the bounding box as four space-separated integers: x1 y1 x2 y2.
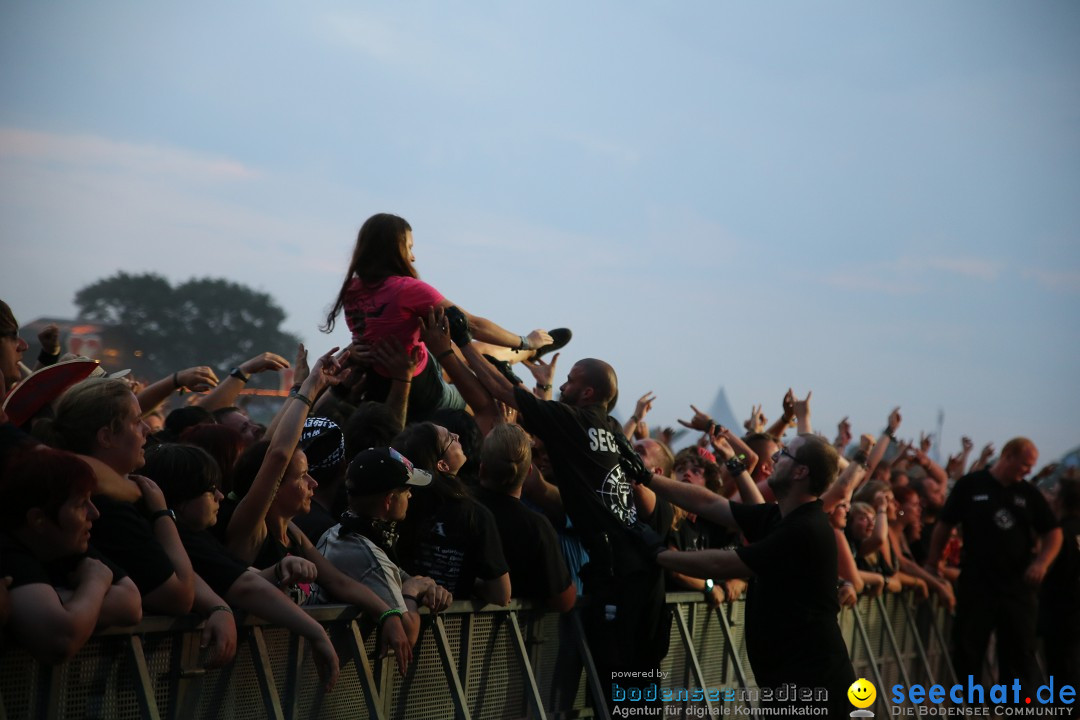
346 447 432 495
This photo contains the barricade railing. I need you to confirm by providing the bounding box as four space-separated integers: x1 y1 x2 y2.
0 590 950 719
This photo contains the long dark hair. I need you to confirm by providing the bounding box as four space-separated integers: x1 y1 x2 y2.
391 422 468 503
322 213 416 332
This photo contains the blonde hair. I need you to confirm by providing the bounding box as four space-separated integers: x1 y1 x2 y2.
480 424 532 491
49 378 135 454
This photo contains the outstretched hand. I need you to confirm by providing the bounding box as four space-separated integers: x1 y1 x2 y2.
240 352 290 376
524 352 559 388
310 347 351 388
176 366 219 392
793 390 812 421
419 307 453 356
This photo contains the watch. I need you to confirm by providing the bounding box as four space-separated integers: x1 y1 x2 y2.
150 508 176 523
229 367 250 383
725 454 747 475
704 578 715 598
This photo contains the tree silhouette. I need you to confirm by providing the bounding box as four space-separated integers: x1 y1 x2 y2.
74 272 300 383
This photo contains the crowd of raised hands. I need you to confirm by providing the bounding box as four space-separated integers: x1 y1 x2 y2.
1 305 1071 688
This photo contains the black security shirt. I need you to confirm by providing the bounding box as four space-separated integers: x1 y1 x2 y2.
939 470 1057 589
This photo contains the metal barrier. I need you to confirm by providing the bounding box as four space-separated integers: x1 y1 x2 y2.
0 590 951 719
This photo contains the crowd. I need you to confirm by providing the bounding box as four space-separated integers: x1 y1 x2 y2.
1 212 1077 715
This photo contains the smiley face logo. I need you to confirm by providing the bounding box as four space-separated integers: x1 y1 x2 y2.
848 678 876 709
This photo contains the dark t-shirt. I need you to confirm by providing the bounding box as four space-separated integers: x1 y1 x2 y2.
176 525 248 598
397 495 508 600
89 495 176 595
1040 514 1080 630
939 470 1057 591
475 487 571 603
293 499 338 547
732 500 854 696
1 533 128 590
513 388 650 572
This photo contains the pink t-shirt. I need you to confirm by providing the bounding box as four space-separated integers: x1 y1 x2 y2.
343 275 444 377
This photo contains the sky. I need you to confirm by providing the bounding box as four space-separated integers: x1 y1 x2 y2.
1 2 1078 462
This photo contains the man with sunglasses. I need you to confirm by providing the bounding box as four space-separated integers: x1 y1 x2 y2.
637 433 856 718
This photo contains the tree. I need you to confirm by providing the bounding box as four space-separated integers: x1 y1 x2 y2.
74 272 301 384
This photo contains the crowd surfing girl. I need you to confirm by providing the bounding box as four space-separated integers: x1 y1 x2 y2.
322 213 569 420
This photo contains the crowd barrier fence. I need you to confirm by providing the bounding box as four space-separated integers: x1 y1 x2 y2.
0 590 953 719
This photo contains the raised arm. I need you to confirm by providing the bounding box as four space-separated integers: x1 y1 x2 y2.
821 461 866 513
136 366 219 415
764 389 796 439
792 390 812 435
656 548 752 582
227 349 349 563
623 392 655 439
194 352 290 412
419 307 500 430
859 407 901 490
436 299 551 353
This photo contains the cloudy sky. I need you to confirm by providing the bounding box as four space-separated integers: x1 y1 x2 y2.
2 2 1078 461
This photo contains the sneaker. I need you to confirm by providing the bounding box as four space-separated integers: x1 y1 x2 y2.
534 328 572 359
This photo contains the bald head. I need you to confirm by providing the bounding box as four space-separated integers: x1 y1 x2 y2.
559 358 618 408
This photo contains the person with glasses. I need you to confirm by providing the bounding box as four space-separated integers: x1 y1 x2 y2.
143 443 340 691
636 432 856 718
390 421 511 606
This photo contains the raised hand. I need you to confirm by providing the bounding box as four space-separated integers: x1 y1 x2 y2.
744 403 766 433
677 404 713 432
370 336 420 381
419 307 453 356
524 352 559 389
524 329 553 350
239 352 290 376
176 366 219 392
37 323 61 355
836 416 852 448
634 392 656 423
887 407 902 435
781 389 796 420
919 432 933 454
793 391 812 422
443 306 472 346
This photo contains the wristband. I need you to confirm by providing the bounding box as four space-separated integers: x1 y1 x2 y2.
150 508 176 523
402 594 419 605
884 427 897 441
172 372 181 389
517 335 531 351
378 608 404 627
289 389 314 410
229 367 250 383
392 377 412 384
208 605 233 616
436 349 455 361
536 383 552 392
38 348 61 365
